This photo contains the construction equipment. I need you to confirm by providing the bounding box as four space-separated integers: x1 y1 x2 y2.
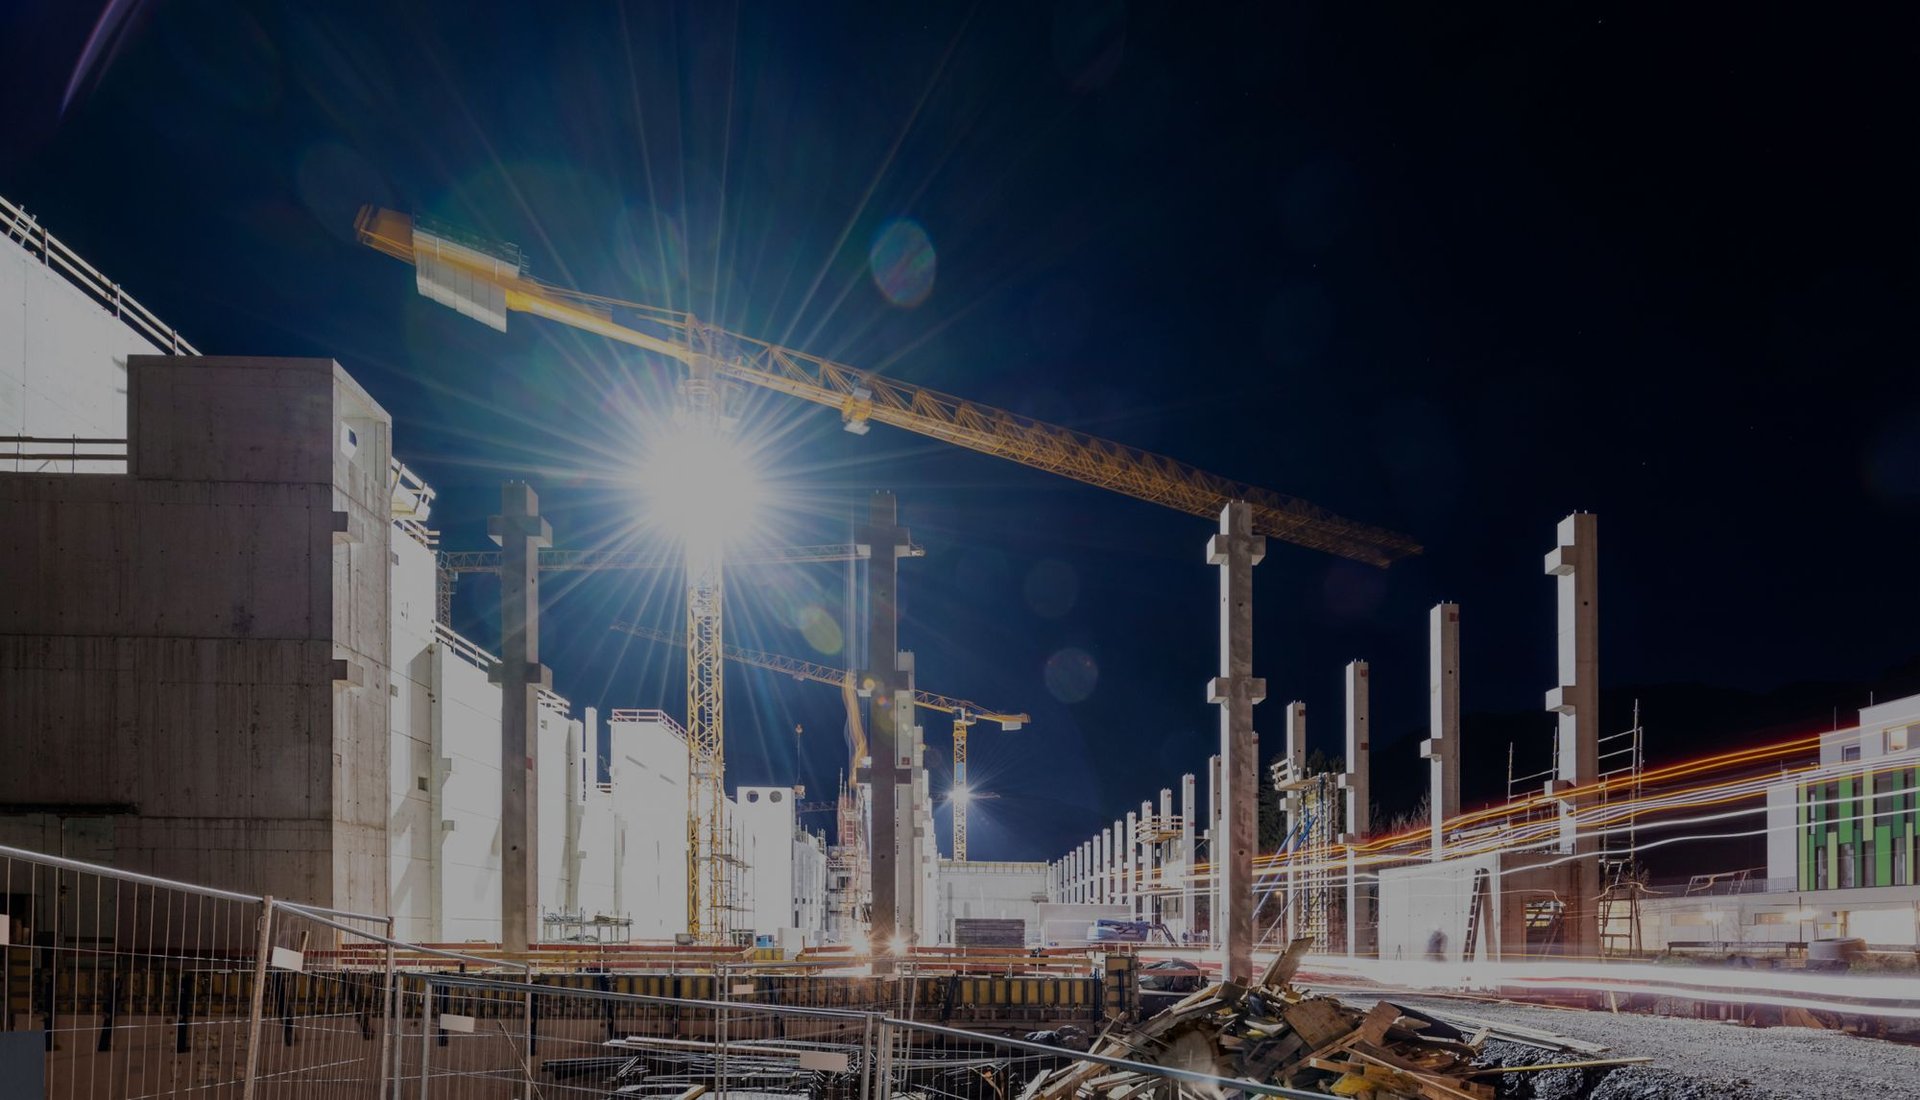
610 620 1025 860
356 208 1418 564
357 206 1416 938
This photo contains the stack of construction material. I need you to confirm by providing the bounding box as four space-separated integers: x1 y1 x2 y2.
1019 941 1608 1099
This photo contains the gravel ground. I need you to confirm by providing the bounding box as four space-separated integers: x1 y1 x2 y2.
1365 997 1920 1100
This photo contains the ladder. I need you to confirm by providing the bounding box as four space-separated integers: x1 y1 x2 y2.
1461 866 1494 959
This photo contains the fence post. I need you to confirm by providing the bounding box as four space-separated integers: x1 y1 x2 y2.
240 895 275 1100
378 917 397 1094
416 981 433 1100
523 964 536 1063
858 1012 875 1100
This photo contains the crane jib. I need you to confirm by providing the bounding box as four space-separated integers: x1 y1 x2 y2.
357 205 1420 566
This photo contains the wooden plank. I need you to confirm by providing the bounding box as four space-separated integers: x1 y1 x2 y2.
1467 1056 1653 1077
1258 936 1315 990
1357 1001 1400 1047
1345 1041 1491 1100
1280 997 1356 1050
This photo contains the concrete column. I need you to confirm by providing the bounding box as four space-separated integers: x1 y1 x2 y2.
1101 823 1111 904
1180 774 1197 945
1207 752 1221 948
489 483 551 953
1546 513 1600 958
1207 501 1266 984
859 494 913 964
1282 701 1306 943
1085 838 1094 904
1124 812 1138 915
1339 660 1371 958
1110 823 1121 903
1156 789 1173 919
1421 603 1461 860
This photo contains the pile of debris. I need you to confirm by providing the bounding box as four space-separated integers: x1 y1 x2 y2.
1020 941 1643 1099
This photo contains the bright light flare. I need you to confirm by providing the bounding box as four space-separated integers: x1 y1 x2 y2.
887 935 907 956
951 784 972 805
633 424 765 547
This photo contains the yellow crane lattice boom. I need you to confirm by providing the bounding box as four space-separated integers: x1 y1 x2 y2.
356 208 1420 568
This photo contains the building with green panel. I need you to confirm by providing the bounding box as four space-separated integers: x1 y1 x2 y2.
1779 695 1919 893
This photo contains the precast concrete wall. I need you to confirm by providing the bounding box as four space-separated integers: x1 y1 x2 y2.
0 227 160 462
734 786 798 940
434 643 503 941
609 714 692 940
0 357 391 915
387 527 438 940
936 861 1051 945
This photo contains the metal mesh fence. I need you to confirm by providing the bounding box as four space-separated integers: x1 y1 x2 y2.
3 845 265 1098
0 843 1307 1099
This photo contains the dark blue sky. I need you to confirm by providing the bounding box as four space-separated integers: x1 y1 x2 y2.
4 2 1917 860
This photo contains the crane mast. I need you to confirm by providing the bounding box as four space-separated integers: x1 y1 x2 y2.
680 345 732 941
952 710 973 861
611 620 1024 862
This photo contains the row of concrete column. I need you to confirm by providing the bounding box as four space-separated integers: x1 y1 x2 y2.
1048 510 1601 965
1051 774 1196 912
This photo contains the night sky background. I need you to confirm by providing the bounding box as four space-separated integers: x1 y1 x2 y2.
4 2 1917 867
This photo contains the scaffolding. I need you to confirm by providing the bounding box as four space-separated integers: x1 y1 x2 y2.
1262 765 1341 952
1509 703 1647 956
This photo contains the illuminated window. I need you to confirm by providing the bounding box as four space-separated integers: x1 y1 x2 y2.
1889 726 1911 753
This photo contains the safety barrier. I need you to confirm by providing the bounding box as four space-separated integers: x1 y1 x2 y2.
0 842 1309 1098
0 193 197 355
0 843 519 1098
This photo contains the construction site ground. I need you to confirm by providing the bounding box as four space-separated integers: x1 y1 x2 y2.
1379 995 1920 1099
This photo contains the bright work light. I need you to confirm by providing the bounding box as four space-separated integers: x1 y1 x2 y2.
635 423 765 546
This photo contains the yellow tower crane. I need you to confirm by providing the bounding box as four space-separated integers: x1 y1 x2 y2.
610 621 1025 861
356 207 1418 937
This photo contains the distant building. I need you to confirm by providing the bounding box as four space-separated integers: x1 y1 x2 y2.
1778 695 1919 893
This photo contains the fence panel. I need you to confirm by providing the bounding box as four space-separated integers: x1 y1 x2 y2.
2 846 264 1098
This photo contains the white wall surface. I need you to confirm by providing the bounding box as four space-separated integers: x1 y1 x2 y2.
0 229 160 462
387 529 439 941
734 786 798 939
1377 852 1500 963
434 646 503 942
610 714 691 940
936 861 1050 945
793 832 828 941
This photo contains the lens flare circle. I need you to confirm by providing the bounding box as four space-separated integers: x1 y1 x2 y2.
1044 647 1099 703
869 218 937 307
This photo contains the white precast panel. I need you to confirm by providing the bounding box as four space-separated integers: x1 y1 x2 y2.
434 642 505 942
0 215 162 461
387 528 439 941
